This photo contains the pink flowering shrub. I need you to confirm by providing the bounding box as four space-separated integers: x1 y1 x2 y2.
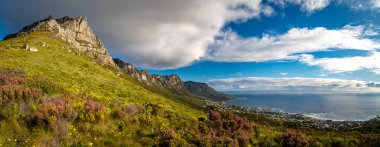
192 109 254 146
0 68 26 86
35 98 77 125
0 85 41 103
79 99 105 122
281 130 309 147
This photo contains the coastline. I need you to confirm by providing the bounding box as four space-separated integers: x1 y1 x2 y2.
205 100 380 130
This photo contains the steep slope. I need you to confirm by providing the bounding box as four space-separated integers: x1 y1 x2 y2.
114 58 234 101
0 30 208 146
184 81 235 101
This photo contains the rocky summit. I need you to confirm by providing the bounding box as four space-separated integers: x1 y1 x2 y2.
3 16 115 66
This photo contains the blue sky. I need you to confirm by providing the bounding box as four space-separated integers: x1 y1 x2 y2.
147 1 380 91
1 0 380 92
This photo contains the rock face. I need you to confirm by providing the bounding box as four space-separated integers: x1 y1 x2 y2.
4 16 115 66
184 81 235 101
114 58 235 101
114 58 184 90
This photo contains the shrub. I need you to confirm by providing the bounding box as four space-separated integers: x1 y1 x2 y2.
27 77 65 95
0 85 41 105
145 103 160 116
79 99 105 122
0 68 26 86
35 98 77 125
139 137 155 146
281 130 309 147
195 109 254 146
111 102 142 118
157 129 177 146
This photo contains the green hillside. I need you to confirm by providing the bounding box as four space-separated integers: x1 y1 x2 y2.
1 31 380 146
0 32 207 146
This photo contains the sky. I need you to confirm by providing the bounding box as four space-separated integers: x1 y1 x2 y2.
1 0 380 93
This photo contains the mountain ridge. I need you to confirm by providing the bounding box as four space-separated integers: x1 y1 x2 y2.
114 58 235 101
5 15 234 102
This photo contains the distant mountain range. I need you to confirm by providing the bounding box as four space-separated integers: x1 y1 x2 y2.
113 58 234 101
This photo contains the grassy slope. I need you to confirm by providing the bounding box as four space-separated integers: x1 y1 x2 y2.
0 32 203 118
0 32 215 145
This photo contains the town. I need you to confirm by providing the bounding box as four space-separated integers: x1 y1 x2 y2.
205 100 380 131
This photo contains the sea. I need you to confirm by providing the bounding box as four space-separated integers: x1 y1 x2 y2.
225 92 380 121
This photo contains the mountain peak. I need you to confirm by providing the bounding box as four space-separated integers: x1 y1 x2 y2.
4 16 115 66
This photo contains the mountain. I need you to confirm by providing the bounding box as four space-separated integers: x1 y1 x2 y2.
184 81 235 101
4 16 115 66
4 15 233 102
113 58 235 101
0 16 208 146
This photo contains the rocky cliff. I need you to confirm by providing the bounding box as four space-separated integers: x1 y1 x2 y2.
114 58 184 90
4 16 115 66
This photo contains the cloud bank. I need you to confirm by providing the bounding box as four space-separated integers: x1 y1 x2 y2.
207 25 380 62
209 77 380 93
299 52 380 74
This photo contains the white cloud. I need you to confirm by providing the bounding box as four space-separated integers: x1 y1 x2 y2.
372 0 380 8
299 52 380 74
207 25 380 62
269 0 331 13
337 0 380 10
288 0 331 13
208 77 380 93
279 72 289 76
318 73 328 77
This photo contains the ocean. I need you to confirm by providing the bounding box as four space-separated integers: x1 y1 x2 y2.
225 92 380 121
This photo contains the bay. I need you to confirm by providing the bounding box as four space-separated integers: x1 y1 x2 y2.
225 92 380 121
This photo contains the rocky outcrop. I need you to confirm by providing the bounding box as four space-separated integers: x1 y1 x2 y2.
184 81 235 101
4 16 115 66
114 58 184 90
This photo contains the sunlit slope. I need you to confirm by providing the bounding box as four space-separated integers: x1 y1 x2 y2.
0 31 203 118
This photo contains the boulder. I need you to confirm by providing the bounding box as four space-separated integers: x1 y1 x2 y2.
41 42 48 47
29 47 38 52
